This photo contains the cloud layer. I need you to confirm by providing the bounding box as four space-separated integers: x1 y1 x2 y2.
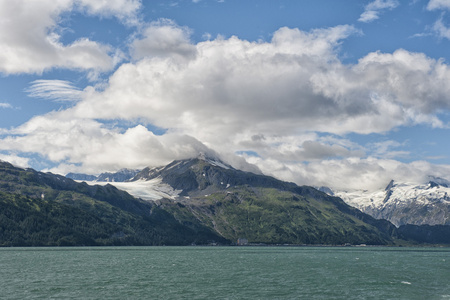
69 23 450 139
1 1 450 192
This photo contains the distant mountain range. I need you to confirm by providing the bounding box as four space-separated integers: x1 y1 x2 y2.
71 157 450 229
1 157 449 246
67 169 140 182
332 179 450 227
92 156 400 245
72 155 450 245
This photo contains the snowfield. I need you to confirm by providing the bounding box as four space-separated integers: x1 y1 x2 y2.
335 181 450 211
83 177 182 201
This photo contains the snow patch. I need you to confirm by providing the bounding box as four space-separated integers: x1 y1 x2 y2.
82 177 181 201
206 158 231 170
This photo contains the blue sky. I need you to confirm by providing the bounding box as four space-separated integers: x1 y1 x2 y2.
1 0 450 191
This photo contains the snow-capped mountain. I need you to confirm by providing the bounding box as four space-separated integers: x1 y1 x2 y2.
334 179 450 227
123 154 284 200
96 169 141 182
67 156 450 228
69 154 237 201
66 168 140 183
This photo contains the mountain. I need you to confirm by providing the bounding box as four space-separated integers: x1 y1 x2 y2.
66 169 140 182
3 158 449 246
335 180 450 227
124 156 398 245
65 173 97 181
96 169 141 182
0 161 226 246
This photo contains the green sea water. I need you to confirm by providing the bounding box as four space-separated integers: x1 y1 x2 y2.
0 246 448 299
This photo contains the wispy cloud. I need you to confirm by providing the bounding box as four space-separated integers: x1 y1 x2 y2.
423 1 450 40
427 0 450 11
359 0 399 23
0 102 12 109
369 140 410 159
26 80 83 102
431 14 450 39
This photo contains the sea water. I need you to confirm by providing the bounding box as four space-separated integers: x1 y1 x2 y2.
0 246 448 299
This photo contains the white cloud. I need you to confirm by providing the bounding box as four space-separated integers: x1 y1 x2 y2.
246 155 450 192
0 153 30 168
26 80 83 102
359 0 399 23
68 25 450 142
0 113 214 174
76 0 141 25
131 20 196 61
369 140 410 159
427 0 450 10
431 15 450 39
0 102 12 109
0 0 140 75
2 23 450 191
424 1 450 41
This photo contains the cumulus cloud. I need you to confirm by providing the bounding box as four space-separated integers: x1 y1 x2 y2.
76 0 141 25
0 0 140 75
68 25 450 143
246 155 450 192
359 0 399 23
131 19 196 61
2 22 450 191
26 80 83 102
0 153 30 168
0 113 215 174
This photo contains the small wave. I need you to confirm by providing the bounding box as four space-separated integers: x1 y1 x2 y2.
401 281 412 285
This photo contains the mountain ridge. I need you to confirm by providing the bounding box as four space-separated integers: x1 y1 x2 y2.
0 160 226 246
66 168 140 183
2 158 449 246
125 157 399 245
335 179 450 227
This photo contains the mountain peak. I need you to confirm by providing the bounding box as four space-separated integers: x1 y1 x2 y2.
130 156 300 198
196 152 233 170
385 180 395 191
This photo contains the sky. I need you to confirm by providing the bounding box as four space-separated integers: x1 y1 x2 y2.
1 0 450 192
